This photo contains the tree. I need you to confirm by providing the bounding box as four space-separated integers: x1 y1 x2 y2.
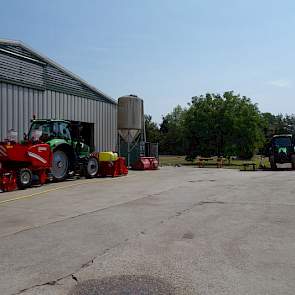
150 91 294 158
183 91 265 159
159 105 186 155
144 115 160 143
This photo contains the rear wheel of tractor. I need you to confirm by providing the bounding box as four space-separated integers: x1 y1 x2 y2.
270 156 277 170
16 168 33 189
85 156 99 178
52 150 69 181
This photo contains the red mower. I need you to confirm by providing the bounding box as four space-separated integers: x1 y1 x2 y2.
0 133 52 192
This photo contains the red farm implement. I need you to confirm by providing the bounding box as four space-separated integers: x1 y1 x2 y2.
99 157 128 177
90 152 128 177
131 156 159 170
0 141 52 192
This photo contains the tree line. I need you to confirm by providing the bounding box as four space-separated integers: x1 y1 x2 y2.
145 91 295 160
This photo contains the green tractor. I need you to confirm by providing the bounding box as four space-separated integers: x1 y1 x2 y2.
28 119 99 180
269 134 295 170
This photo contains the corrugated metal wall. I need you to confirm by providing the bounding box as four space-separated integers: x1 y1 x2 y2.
0 82 117 151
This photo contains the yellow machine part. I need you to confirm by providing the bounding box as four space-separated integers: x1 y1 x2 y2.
99 152 118 162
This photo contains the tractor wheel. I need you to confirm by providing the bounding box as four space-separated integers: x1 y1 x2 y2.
291 155 295 170
269 156 277 170
52 150 69 181
85 156 99 178
16 168 33 189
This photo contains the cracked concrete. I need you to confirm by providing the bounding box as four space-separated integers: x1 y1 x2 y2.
14 257 95 295
1 167 295 294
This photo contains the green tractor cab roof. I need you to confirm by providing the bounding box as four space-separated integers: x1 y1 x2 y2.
272 134 292 138
272 134 294 140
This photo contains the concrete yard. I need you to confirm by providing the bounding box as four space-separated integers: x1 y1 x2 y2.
1 167 295 295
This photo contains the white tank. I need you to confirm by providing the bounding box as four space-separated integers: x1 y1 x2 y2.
118 95 143 142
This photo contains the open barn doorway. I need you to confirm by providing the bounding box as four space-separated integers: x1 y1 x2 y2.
70 121 95 150
80 122 94 150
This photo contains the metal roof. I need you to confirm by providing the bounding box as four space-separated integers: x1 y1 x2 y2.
0 39 116 104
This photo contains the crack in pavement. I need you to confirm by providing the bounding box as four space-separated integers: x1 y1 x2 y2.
13 257 96 295
166 200 226 220
10 186 195 294
13 231 152 295
11 196 286 294
12 199 204 294
7 170 295 295
1 183 188 240
11 187 271 295
12 198 260 295
198 201 226 205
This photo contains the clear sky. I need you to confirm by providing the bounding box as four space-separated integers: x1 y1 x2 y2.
0 0 294 122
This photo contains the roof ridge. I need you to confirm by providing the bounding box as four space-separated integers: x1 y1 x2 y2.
0 39 117 104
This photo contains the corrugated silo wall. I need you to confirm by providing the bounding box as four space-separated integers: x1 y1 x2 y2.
0 81 117 151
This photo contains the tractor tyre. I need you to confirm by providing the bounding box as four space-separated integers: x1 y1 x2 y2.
52 149 69 181
16 168 33 189
269 156 277 170
291 155 295 170
85 156 99 178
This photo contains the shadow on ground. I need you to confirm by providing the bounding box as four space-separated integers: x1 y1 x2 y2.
68 275 176 295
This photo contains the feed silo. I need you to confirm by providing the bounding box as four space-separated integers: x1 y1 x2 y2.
117 95 145 166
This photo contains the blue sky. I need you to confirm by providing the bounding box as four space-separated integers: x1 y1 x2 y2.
0 0 294 122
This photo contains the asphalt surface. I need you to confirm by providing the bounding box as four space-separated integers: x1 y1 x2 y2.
0 167 295 295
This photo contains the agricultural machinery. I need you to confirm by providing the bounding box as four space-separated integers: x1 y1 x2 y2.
269 134 295 170
0 130 52 191
0 120 128 192
28 119 99 181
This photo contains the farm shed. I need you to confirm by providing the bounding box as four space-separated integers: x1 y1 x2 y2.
0 39 117 151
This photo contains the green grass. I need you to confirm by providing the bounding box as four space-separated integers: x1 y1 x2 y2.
159 155 270 169
159 155 188 166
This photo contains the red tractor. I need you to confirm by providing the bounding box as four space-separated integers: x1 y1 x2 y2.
0 131 52 192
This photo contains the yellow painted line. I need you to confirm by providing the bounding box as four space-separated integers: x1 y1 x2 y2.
0 175 132 206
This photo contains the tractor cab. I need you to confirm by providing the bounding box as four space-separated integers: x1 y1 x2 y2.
28 119 93 181
29 120 72 142
28 120 89 155
269 134 295 170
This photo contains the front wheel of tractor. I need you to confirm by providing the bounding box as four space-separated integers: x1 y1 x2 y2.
85 156 99 178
